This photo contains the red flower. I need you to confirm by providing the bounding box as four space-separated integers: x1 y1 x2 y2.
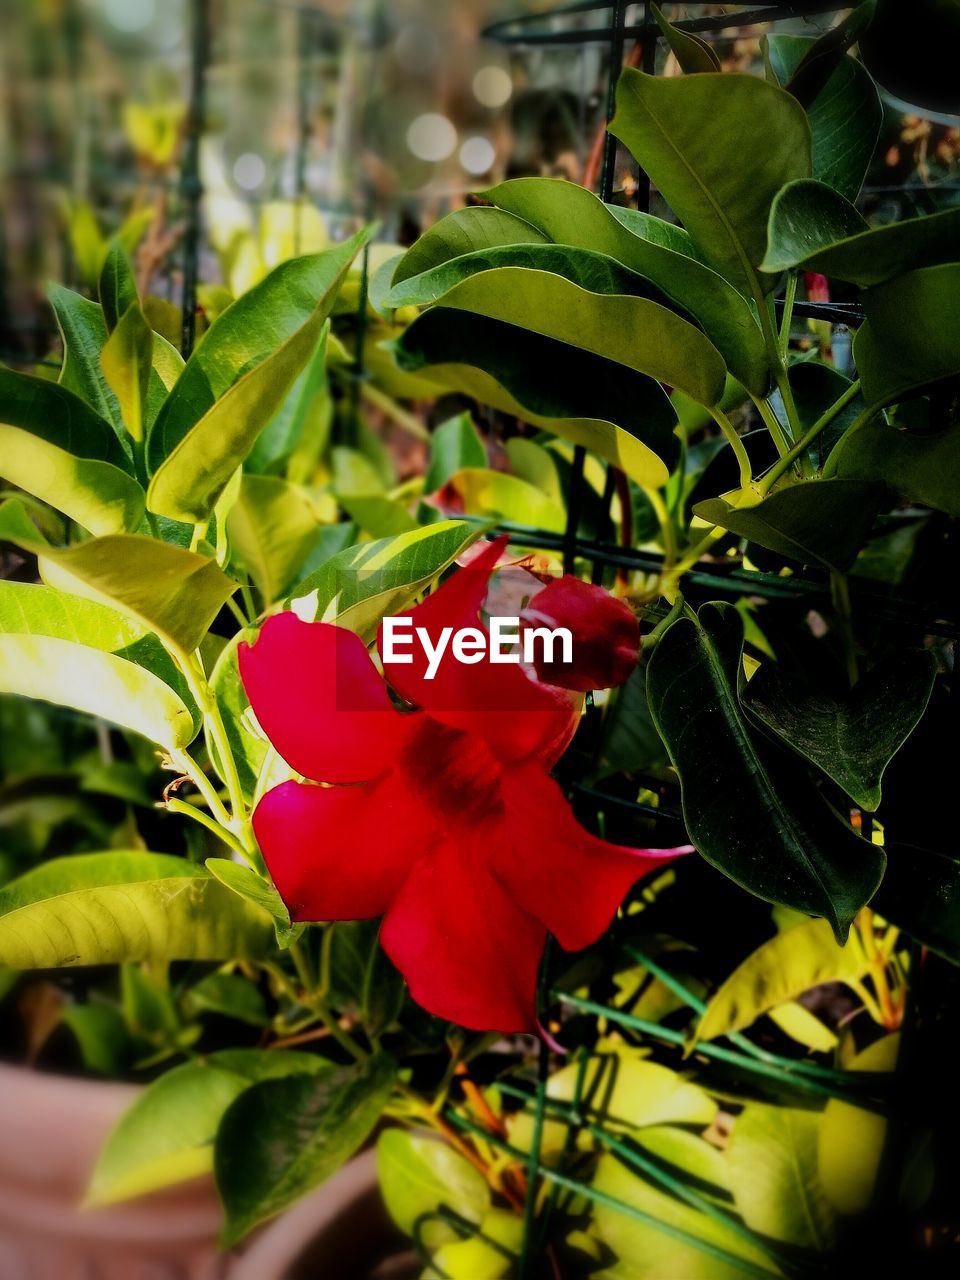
804 272 830 304
239 539 688 1034
521 576 640 692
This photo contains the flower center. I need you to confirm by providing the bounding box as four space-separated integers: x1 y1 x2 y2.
402 717 504 829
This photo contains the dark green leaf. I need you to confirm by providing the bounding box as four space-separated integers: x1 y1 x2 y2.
763 180 960 284
215 1053 397 1245
393 309 677 488
182 972 267 1025
746 652 935 810
770 362 863 462
327 920 405 1038
147 230 369 474
595 665 669 779
765 32 881 200
873 843 960 964
835 418 960 517
245 322 331 475
98 242 140 333
646 604 885 940
47 284 125 437
0 368 143 535
694 479 887 573
0 852 272 969
651 2 720 73
610 70 810 295
854 265 960 407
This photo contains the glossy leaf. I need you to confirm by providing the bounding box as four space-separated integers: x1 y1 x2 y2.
100 303 153 443
425 413 486 492
0 852 272 969
390 205 549 285
204 632 268 801
205 858 301 948
215 1053 397 1245
728 1105 835 1250
88 1050 330 1205
291 520 480 641
746 652 935 811
765 35 881 200
98 242 139 333
763 180 960 284
48 284 125 436
694 480 886 573
651 3 720 73
835 418 960 518
417 265 726 407
227 474 324 604
147 230 369 473
377 1129 490 1241
0 368 144 535
646 604 885 940
246 322 331 475
697 917 867 1043
393 309 677 488
445 467 566 533
855 265 960 407
610 70 810 295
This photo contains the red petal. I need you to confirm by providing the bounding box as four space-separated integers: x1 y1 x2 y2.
522 577 640 691
253 773 430 921
492 765 691 952
239 613 410 784
378 537 579 766
381 833 546 1033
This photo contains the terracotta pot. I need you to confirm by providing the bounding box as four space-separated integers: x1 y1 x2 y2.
0 1064 415 1280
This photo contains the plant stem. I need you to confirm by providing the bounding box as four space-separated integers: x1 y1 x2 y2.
752 394 792 459
708 405 753 490
224 595 250 630
168 748 233 829
778 274 797 358
822 402 881 477
645 486 677 571
830 570 859 685
757 379 862 494
163 797 251 860
181 651 253 851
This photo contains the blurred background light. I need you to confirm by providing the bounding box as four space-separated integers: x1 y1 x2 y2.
472 64 512 108
406 113 457 162
459 135 496 174
101 0 156 33
232 151 267 191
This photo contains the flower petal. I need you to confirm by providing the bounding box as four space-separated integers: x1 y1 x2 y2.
492 765 691 952
378 537 579 766
381 834 546 1033
253 773 430 921
239 612 410 784
522 577 640 691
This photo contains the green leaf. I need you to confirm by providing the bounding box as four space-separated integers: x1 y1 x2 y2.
854 265 960 408
0 368 144 535
215 1053 397 1245
204 633 268 802
765 34 881 200
246 322 332 475
445 467 566 533
227 474 324 604
818 1034 898 1215
425 413 486 492
696 917 867 1043
0 852 272 969
182 972 267 1025
651 3 720 73
771 361 863 462
326 920 405 1037
98 242 140 333
434 1210 522 1278
291 520 481 641
147 311 331 523
12 535 239 656
872 843 960 964
393 309 676 489
746 652 935 811
337 495 418 539
595 665 670 778
88 1049 331 1205
835 418 960 518
592 1152 775 1280
205 857 301 949
408 264 726 408
147 230 369 473
377 1129 490 1240
728 1105 836 1250
646 604 885 940
390 206 549 286
762 180 960 283
610 70 811 295
694 479 887 573
60 1004 132 1076
47 284 125 437
0 579 200 747
101 304 154 443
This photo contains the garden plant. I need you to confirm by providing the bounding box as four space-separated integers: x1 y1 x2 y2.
1 1 959 1276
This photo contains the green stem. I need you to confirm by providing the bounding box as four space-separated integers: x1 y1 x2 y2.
830 570 859 686
224 595 251 630
181 652 253 851
163 797 251 861
708 405 753 491
752 394 792 459
822 402 881 477
645 487 677 571
641 595 684 651
359 380 429 441
778 274 797 359
758 379 862 494
168 747 233 829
